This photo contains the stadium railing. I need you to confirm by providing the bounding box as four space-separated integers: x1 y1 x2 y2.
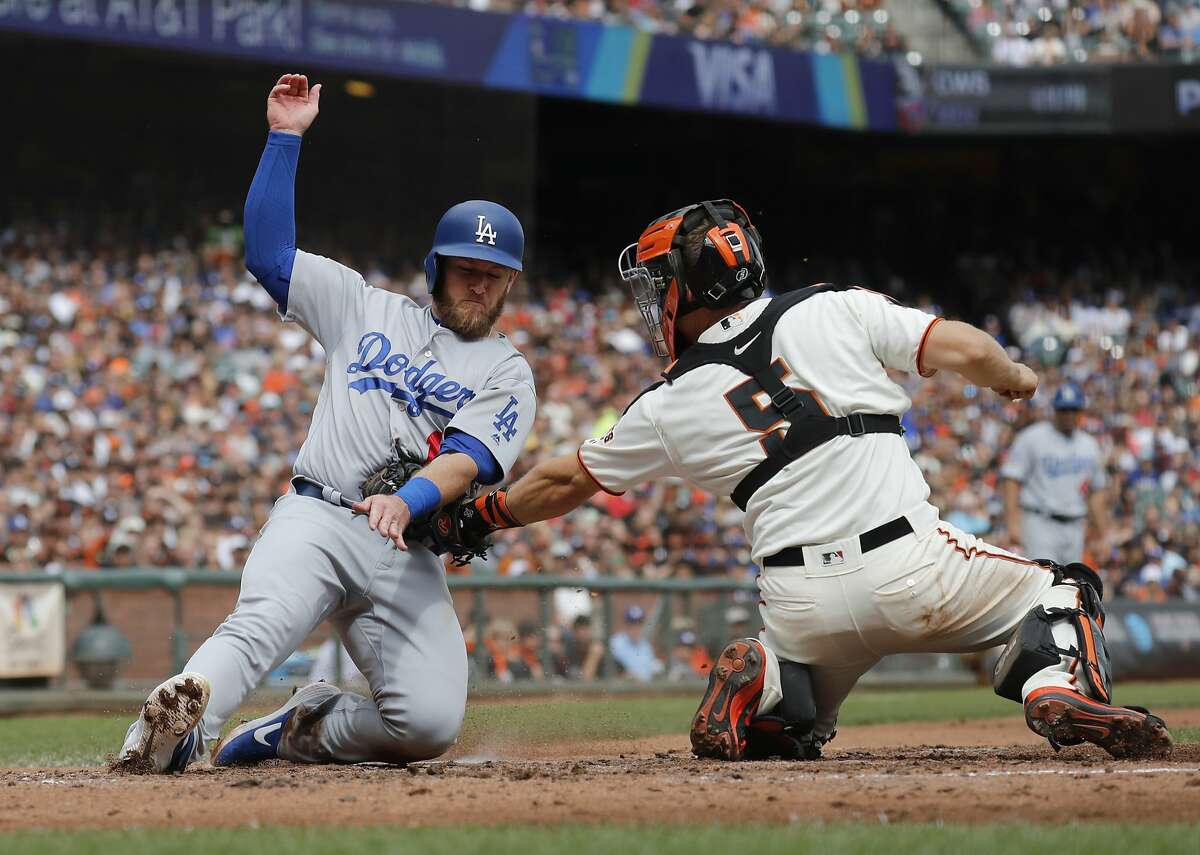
3 570 1198 689
0 569 756 682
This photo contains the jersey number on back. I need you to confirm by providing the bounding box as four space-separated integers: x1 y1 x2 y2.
724 359 825 455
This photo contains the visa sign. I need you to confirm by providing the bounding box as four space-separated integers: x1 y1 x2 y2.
688 42 777 114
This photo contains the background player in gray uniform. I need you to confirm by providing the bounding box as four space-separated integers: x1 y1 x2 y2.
1002 383 1108 566
115 74 536 773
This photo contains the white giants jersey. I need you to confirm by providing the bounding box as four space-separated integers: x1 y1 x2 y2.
578 289 943 561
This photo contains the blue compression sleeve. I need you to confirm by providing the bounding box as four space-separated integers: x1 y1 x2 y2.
244 131 301 310
394 477 442 521
440 430 503 485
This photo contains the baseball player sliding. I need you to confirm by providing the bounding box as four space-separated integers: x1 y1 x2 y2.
1002 383 1108 565
116 74 536 773
442 200 1171 761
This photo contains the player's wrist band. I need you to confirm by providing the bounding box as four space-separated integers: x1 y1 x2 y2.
394 477 441 520
476 490 522 531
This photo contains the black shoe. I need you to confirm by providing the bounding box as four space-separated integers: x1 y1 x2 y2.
690 638 766 761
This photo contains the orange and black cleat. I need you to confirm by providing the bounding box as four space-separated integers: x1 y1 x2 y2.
690 638 767 761
1024 687 1173 759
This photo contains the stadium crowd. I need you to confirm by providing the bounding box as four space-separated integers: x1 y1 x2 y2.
958 0 1200 64
1 219 1198 624
430 0 1200 64
434 0 910 59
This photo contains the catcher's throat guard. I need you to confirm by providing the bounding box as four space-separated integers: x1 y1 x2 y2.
618 199 766 360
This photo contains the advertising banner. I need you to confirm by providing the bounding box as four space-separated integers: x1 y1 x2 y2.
0 582 66 679
901 63 1113 133
0 0 895 131
901 62 1200 135
1105 601 1200 680
1170 66 1200 131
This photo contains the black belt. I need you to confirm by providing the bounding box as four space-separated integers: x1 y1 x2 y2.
762 516 914 568
1022 506 1085 524
292 476 356 510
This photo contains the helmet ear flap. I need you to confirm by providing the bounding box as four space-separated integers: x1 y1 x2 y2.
423 250 439 292
689 222 766 310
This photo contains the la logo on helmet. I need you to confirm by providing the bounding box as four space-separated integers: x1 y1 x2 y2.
475 215 498 246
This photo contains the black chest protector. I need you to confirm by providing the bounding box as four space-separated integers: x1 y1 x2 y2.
657 283 905 511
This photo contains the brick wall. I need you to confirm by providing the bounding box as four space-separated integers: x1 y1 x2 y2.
62 582 731 682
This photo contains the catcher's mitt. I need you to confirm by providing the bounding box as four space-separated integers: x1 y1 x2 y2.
417 501 493 566
418 490 522 566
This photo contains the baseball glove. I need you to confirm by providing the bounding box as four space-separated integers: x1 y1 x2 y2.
417 500 493 566
359 442 503 566
359 441 425 499
420 490 522 566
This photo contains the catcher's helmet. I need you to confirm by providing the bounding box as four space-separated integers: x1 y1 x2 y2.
423 200 524 292
617 199 766 360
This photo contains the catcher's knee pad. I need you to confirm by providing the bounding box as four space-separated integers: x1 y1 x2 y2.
745 660 819 760
1051 560 1105 602
775 660 816 731
992 561 1111 704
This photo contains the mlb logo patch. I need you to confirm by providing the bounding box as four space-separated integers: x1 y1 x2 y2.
821 550 845 567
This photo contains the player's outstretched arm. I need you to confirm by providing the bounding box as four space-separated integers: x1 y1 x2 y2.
504 453 600 523
267 73 322 136
1002 477 1025 552
921 320 1038 400
439 451 600 550
1087 487 1110 559
244 74 322 312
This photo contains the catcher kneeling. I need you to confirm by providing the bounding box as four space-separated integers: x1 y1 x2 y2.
430 199 1171 761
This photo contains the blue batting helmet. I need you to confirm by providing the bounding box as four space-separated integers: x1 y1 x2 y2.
423 200 524 292
1052 383 1085 410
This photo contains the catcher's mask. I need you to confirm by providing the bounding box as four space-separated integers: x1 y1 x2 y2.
617 199 766 360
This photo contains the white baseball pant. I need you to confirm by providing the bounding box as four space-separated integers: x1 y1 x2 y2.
754 510 1082 738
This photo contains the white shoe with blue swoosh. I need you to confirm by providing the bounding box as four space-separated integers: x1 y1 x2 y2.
211 682 339 767
115 672 210 774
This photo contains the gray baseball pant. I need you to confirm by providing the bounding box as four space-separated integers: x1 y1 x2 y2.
182 491 468 764
1023 513 1086 566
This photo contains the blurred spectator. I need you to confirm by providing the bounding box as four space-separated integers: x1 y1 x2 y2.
511 619 546 680
665 629 714 681
725 604 753 639
430 0 910 60
609 605 664 681
479 618 523 683
0 217 1197 607
961 0 1200 65
552 614 606 680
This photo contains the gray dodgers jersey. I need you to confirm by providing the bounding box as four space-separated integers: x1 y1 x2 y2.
283 250 536 498
1000 421 1106 518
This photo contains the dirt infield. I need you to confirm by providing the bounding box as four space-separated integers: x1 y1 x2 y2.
2 711 1198 831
